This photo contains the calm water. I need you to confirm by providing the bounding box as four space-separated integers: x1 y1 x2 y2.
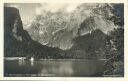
4 59 105 77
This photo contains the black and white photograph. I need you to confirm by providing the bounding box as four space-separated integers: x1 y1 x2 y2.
4 3 124 77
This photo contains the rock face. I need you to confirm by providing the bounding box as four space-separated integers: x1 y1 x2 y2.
69 29 108 59
4 7 61 58
4 6 123 59
26 3 122 50
4 7 29 57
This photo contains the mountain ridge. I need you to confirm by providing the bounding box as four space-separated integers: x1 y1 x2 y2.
4 7 62 58
26 3 122 50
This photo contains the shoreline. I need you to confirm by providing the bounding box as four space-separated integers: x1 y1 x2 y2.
4 57 108 61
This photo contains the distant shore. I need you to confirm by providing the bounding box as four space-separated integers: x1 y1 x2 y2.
4 57 107 61
4 57 26 60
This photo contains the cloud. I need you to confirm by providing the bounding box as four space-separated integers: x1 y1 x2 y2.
66 3 81 12
35 3 81 15
36 7 42 15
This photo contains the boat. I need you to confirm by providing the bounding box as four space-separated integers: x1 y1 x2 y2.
18 57 22 60
18 57 25 60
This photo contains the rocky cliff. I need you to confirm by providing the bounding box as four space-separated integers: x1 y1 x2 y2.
26 3 123 50
4 7 62 58
4 5 123 59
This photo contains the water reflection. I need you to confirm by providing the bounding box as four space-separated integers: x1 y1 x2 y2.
4 60 105 77
30 61 34 66
18 60 25 66
39 61 74 76
57 62 74 76
18 59 34 66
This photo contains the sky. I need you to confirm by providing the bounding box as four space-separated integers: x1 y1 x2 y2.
4 3 81 25
5 3 41 25
4 3 124 30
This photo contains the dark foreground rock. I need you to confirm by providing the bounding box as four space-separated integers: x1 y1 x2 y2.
4 7 62 58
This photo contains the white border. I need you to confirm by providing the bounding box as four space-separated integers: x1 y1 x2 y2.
0 0 128 80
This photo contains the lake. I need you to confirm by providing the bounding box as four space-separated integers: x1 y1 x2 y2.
4 59 105 77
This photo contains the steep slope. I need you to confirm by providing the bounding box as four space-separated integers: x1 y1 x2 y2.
68 29 108 59
26 3 121 50
4 7 62 58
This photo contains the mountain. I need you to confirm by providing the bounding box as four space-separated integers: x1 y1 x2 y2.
4 7 62 58
66 29 108 59
4 4 124 76
26 3 122 50
4 3 123 60
3 7 108 59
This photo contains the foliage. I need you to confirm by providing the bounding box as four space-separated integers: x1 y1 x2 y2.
104 28 124 76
